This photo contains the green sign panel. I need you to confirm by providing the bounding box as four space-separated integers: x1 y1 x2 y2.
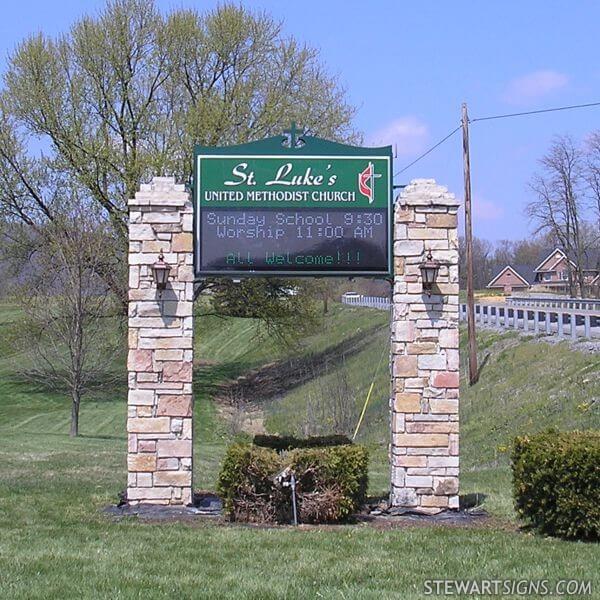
194 129 392 277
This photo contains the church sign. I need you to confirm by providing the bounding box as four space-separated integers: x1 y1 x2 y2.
193 128 392 277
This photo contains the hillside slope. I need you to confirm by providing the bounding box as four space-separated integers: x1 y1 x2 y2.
265 315 600 468
1 300 598 506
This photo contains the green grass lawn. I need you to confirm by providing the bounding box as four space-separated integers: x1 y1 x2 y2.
0 300 598 599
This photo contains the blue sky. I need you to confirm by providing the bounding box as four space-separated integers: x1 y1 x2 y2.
1 0 599 241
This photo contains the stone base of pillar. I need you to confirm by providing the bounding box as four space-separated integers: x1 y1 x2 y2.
390 179 460 514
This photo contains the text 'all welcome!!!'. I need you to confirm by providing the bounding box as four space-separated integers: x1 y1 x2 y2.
224 250 363 266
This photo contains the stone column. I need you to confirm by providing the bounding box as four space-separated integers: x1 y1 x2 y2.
126 177 194 505
390 179 460 513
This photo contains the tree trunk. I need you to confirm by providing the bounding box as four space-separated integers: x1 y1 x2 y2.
568 272 576 298
70 391 80 437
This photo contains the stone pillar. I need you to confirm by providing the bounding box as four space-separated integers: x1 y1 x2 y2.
126 177 194 505
390 179 460 513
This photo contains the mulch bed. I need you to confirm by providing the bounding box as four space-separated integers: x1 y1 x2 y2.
104 491 506 530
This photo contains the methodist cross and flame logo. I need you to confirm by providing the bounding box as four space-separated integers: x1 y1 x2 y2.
358 162 381 204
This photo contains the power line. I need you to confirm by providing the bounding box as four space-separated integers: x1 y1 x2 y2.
471 101 600 123
393 100 600 177
394 125 461 176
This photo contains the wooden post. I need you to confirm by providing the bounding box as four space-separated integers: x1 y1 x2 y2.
462 103 478 385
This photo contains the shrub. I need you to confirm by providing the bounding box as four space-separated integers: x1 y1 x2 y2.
217 442 368 524
289 445 369 523
217 443 287 523
253 434 352 451
511 430 600 540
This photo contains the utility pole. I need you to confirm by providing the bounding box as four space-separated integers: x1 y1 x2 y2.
462 103 478 385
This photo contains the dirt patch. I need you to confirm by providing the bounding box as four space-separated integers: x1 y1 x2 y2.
477 295 507 304
216 403 267 435
215 325 387 406
194 358 217 367
352 513 512 532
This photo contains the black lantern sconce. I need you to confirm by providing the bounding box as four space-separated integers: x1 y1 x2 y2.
152 252 171 297
419 249 441 295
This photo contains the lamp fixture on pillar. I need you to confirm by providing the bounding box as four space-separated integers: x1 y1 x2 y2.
419 249 440 295
152 252 171 296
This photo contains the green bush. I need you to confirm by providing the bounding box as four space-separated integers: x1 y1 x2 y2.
217 442 368 524
511 430 600 540
217 443 287 523
289 445 369 522
253 434 352 452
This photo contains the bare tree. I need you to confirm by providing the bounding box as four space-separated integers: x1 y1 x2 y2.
512 237 552 267
459 236 494 290
526 136 587 296
301 359 358 437
17 200 123 436
307 278 344 315
583 132 600 240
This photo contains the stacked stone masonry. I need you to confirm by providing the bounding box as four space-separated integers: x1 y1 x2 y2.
127 177 194 505
390 179 460 513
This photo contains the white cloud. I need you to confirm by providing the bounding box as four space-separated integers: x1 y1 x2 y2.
474 197 504 222
502 69 569 105
368 116 429 156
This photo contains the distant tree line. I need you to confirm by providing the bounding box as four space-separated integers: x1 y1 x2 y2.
458 235 550 291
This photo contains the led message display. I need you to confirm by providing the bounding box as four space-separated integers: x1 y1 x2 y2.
194 135 392 277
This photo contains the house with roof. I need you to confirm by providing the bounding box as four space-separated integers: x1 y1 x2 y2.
486 264 534 294
531 248 574 289
487 247 600 295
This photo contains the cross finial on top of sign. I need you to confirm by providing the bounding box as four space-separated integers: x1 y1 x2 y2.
283 122 305 148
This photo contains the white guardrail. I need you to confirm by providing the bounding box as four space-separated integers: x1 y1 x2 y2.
341 295 391 310
340 294 600 339
460 302 600 340
507 296 600 312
